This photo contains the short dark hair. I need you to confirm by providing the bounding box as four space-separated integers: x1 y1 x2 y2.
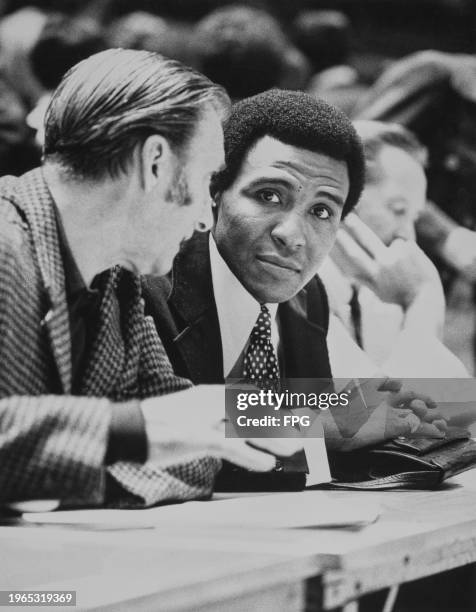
44 48 230 179
193 6 288 99
353 120 427 169
212 89 364 216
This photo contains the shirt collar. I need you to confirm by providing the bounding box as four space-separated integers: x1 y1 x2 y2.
209 234 278 376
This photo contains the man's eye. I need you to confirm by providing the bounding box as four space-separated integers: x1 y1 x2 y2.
311 205 331 220
257 189 281 204
389 202 408 216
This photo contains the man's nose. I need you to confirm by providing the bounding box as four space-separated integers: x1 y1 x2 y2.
395 219 416 242
195 197 214 233
271 213 306 252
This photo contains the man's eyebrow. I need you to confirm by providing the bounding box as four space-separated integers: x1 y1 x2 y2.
244 176 296 191
318 191 345 208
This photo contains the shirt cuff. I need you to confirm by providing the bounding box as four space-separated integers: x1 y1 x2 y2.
105 401 147 465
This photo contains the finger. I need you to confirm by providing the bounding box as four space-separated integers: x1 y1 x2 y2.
411 422 446 439
386 409 448 439
432 419 448 432
342 213 389 259
405 413 421 433
391 408 413 418
335 226 376 260
408 399 429 419
387 416 446 440
388 390 438 409
409 399 445 422
390 409 421 431
334 230 379 279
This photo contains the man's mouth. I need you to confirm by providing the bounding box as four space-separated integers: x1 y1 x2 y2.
256 254 302 273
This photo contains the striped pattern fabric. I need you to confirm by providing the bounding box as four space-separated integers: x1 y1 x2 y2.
0 168 220 507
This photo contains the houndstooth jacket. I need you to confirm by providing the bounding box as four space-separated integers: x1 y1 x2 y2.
0 168 220 508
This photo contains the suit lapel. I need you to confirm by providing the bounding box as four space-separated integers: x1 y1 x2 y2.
169 232 224 383
278 286 332 379
16 169 72 393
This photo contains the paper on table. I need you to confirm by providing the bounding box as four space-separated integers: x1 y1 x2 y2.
156 493 380 529
23 492 379 530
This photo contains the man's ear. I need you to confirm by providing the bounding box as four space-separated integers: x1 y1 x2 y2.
140 134 173 192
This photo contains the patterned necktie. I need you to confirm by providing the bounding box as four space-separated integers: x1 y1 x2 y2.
240 305 308 477
243 304 280 390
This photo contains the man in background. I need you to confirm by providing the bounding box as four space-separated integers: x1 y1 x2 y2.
321 120 468 379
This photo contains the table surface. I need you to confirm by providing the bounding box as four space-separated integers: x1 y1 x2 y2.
3 470 476 611
145 470 476 608
0 526 321 612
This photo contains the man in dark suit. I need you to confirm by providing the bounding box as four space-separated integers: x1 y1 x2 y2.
144 90 443 489
0 50 303 509
144 90 363 387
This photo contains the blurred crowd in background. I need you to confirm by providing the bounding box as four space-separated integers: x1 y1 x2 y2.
1 0 476 372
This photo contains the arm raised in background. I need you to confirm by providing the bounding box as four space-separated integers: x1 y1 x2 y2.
332 213 445 338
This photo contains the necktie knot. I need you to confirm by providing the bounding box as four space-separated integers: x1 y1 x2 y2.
250 304 272 342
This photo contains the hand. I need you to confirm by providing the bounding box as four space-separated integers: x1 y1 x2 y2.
324 378 447 451
333 214 441 307
383 389 447 439
141 385 303 471
442 227 476 282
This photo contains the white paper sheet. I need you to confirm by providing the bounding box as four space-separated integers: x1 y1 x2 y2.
22 492 379 530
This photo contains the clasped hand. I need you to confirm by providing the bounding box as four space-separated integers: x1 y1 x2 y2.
323 378 447 451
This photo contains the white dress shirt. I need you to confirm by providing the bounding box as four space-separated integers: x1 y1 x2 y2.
320 255 469 379
209 235 278 377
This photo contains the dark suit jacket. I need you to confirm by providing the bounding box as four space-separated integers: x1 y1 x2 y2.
142 232 333 491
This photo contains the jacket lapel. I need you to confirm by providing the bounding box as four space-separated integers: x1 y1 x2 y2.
169 232 224 383
16 169 72 393
278 284 332 379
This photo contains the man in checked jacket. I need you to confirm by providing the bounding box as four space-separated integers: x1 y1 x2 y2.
0 49 301 509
